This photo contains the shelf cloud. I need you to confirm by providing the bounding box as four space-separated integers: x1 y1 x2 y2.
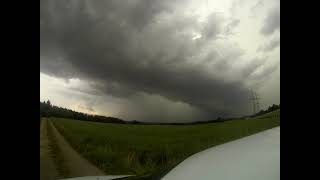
41 0 280 122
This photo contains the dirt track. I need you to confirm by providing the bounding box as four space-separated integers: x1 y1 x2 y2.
40 119 60 180
40 118 105 180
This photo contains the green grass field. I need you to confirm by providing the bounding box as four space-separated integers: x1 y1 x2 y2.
50 110 280 177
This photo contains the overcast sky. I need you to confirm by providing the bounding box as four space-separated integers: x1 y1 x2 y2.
40 0 280 122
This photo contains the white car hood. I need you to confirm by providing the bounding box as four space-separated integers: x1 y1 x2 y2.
161 127 280 180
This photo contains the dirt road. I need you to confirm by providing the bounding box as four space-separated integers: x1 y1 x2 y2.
40 119 60 180
40 118 105 180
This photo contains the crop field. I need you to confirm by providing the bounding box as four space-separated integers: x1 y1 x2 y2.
51 110 280 177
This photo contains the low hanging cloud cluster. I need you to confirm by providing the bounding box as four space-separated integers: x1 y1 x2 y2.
41 0 279 121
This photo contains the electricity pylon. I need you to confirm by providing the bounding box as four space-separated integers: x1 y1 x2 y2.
251 89 260 114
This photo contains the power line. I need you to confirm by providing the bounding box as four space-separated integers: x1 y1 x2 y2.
250 89 260 115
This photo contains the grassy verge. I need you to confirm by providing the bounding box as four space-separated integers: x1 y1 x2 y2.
51 110 280 177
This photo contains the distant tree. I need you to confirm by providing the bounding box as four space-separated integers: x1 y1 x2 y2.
267 104 279 112
46 100 51 107
39 101 125 124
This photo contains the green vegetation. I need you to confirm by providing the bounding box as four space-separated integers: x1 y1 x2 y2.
256 109 280 119
51 110 280 177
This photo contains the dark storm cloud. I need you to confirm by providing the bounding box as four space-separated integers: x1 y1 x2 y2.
260 6 280 35
40 0 271 119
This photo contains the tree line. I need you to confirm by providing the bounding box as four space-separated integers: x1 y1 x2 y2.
40 100 125 124
40 100 280 125
253 104 280 117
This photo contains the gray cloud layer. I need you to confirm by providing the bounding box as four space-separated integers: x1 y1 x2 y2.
258 38 280 52
260 6 280 36
41 0 277 121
